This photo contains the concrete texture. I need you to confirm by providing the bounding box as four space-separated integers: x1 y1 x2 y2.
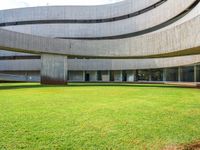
0 0 160 21
0 0 200 84
1 54 200 71
0 0 194 38
0 13 200 58
41 54 68 85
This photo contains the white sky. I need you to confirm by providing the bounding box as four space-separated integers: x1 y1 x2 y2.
0 0 122 10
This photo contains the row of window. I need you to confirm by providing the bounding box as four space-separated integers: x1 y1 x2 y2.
68 66 200 82
0 55 40 60
1 66 199 82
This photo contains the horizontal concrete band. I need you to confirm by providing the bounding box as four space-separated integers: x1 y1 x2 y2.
0 0 162 21
1 55 200 71
0 11 200 58
1 0 197 39
0 0 167 26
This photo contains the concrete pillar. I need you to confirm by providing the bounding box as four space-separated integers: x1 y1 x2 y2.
93 71 98 82
163 68 167 82
83 71 86 82
178 67 181 82
194 65 197 83
41 54 68 85
149 70 152 81
197 64 200 83
25 72 28 81
107 70 110 82
119 70 123 82
132 70 135 82
134 70 137 81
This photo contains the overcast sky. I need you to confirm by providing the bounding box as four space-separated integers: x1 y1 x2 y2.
0 0 122 10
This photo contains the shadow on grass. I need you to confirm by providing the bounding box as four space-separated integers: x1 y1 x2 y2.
69 83 192 89
0 82 192 90
0 84 64 90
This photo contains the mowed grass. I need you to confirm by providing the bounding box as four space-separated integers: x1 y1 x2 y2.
0 83 200 150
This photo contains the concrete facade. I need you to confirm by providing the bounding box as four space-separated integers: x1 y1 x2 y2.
1 0 195 38
41 54 68 84
0 0 200 85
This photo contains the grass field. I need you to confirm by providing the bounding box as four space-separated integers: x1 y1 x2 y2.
0 83 200 150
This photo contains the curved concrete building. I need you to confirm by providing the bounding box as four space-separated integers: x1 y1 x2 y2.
0 0 200 84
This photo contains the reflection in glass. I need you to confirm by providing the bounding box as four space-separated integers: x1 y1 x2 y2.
151 69 163 81
166 67 178 81
181 66 194 82
197 65 200 82
136 70 150 81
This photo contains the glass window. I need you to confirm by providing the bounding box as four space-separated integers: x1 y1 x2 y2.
151 69 163 81
166 67 178 81
197 65 200 82
110 71 114 81
97 71 102 81
137 70 150 81
181 66 194 82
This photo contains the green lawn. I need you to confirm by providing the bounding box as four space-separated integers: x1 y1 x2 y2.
0 83 200 150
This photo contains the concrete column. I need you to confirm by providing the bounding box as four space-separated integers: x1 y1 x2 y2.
120 70 123 82
107 70 110 82
133 70 137 82
194 65 197 83
25 72 28 81
94 71 98 82
41 54 68 85
83 71 86 82
178 67 181 82
196 65 200 87
163 68 167 82
149 70 152 81
134 70 138 81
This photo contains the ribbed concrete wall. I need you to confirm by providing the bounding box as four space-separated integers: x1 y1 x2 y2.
0 0 200 84
0 0 195 38
153 0 200 32
41 54 68 84
0 59 40 71
1 55 200 71
0 0 159 21
0 13 200 58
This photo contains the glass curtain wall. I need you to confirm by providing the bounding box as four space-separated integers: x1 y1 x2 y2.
136 70 150 81
181 66 194 82
197 65 200 82
97 71 102 81
110 71 114 81
151 69 163 81
122 71 127 82
166 67 178 81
